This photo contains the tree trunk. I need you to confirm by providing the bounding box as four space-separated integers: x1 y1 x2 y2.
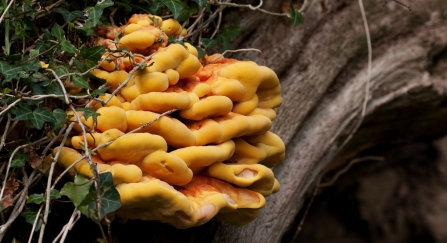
111 0 447 242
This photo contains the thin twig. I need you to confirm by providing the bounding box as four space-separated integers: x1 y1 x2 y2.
186 5 226 38
47 69 71 104
210 11 222 39
292 181 319 242
216 1 289 17
319 156 384 187
209 48 266 65
103 53 156 105
0 0 14 24
0 170 37 241
27 204 44 243
0 98 22 117
0 137 49 200
293 0 373 239
38 114 78 243
0 114 13 152
55 209 81 243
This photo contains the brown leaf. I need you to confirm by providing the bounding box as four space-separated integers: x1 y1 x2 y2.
0 176 20 210
29 150 43 169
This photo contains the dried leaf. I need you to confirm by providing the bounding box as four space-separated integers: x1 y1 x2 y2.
1 176 20 209
29 150 42 169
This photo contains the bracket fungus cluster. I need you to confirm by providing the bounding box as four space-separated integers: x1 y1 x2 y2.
45 14 285 228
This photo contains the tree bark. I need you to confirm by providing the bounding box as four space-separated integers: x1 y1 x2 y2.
112 0 447 242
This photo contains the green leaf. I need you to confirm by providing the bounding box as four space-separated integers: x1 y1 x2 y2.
21 208 42 231
61 40 78 55
54 8 84 22
50 189 61 200
77 0 114 35
44 82 64 97
29 49 39 59
91 86 109 97
14 106 57 130
51 23 64 42
11 152 28 168
176 4 191 22
168 36 185 47
72 76 91 89
14 106 34 121
217 26 241 39
76 108 101 122
3 87 12 94
160 0 187 19
60 175 93 208
200 38 217 48
73 59 88 73
290 2 304 26
0 61 24 83
194 0 207 7
80 46 105 61
196 47 206 59
148 0 164 14
23 15 39 38
34 41 53 54
21 58 42 73
27 194 45 205
88 172 121 221
50 108 67 133
216 26 241 51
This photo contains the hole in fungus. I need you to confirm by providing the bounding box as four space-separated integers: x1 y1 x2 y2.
165 165 174 173
236 169 258 179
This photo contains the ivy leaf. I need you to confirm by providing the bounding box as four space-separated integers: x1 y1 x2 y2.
148 0 164 14
91 86 109 97
160 0 187 19
88 172 121 222
21 208 42 231
216 26 241 51
73 59 88 73
11 152 28 168
194 0 207 7
76 107 101 122
51 23 64 42
200 38 217 48
29 49 39 59
60 175 93 209
21 58 42 73
44 82 64 97
77 0 114 35
54 8 84 22
0 60 24 83
49 108 68 133
26 194 44 205
50 189 61 200
72 76 91 89
176 4 191 22
3 87 12 94
290 2 304 26
80 46 105 61
14 106 57 130
196 47 206 59
23 15 39 38
61 40 78 55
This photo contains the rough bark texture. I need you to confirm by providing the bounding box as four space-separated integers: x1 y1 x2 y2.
111 0 447 242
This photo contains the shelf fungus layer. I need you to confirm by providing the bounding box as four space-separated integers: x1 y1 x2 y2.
43 13 286 228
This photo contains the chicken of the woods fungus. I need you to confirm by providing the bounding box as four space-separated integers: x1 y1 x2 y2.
43 13 285 229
